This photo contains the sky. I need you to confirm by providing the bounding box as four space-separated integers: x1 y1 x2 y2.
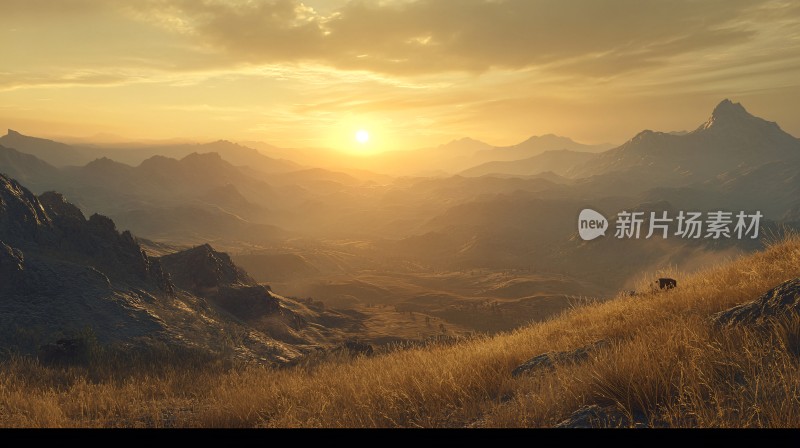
2 0 800 153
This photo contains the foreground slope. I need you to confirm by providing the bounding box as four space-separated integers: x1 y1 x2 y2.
2 232 800 427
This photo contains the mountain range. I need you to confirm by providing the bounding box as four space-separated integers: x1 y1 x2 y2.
460 149 596 177
2 98 799 343
0 130 301 173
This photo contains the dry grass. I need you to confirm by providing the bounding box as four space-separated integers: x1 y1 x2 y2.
2 235 800 427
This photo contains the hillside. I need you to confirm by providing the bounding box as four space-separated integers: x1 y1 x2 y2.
2 232 800 427
0 174 365 362
0 130 104 167
0 145 60 190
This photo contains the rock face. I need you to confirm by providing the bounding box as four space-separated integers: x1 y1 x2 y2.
512 340 610 377
0 175 162 287
711 278 800 326
0 173 174 353
0 240 24 281
0 173 52 244
39 191 153 283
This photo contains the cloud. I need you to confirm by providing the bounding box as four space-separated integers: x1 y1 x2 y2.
0 0 110 15
0 71 137 91
121 0 771 77
3 0 800 148
3 0 798 84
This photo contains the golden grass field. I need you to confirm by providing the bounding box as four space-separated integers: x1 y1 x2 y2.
2 235 800 427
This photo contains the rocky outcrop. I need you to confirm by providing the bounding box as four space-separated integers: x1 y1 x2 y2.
0 240 24 287
38 191 83 222
159 244 253 291
512 340 610 377
40 191 153 282
146 257 175 297
0 175 169 289
158 244 279 320
213 284 280 319
711 278 800 327
555 405 648 428
0 174 52 245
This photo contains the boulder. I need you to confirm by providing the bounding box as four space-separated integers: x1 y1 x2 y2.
512 340 610 377
38 338 93 366
341 340 374 357
555 405 648 428
711 278 800 327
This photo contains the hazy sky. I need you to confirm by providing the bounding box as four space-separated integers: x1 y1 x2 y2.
2 0 800 152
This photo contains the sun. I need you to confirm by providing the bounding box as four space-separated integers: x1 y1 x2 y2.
355 129 370 144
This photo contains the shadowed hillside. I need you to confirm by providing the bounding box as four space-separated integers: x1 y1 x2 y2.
0 174 376 362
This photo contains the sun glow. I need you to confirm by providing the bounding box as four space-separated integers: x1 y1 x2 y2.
325 117 388 154
356 129 370 144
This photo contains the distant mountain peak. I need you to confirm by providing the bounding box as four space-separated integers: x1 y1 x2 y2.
712 99 750 120
698 99 759 132
182 152 223 162
3 129 55 142
570 98 800 181
84 157 133 174
87 156 118 165
532 134 569 141
630 129 666 142
439 137 489 149
208 139 244 149
516 134 572 146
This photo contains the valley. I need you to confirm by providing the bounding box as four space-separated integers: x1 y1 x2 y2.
3 99 798 355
